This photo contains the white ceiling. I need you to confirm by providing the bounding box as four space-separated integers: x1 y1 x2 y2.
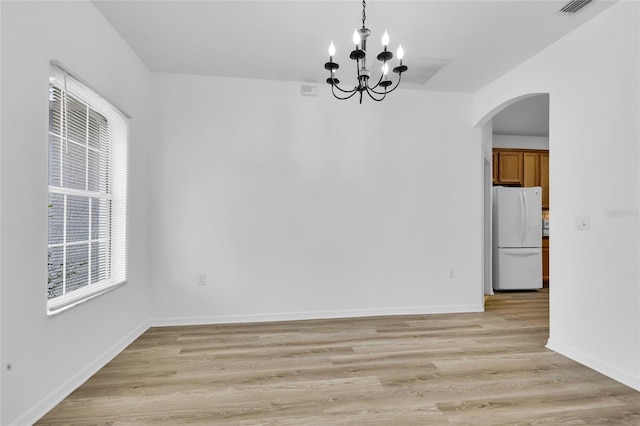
493 94 550 137
92 0 617 93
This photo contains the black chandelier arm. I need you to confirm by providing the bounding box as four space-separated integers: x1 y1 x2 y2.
327 64 361 95
364 86 387 102
328 77 360 95
367 69 387 91
326 66 406 100
366 85 389 97
331 79 358 93
331 84 360 101
385 71 404 94
365 85 389 99
370 71 404 96
366 70 399 96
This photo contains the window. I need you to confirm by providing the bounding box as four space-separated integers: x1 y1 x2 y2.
47 62 129 315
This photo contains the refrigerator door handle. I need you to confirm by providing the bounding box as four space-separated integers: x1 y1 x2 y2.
523 190 529 245
519 191 526 245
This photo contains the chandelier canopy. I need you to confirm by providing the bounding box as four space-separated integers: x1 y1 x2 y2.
324 0 408 104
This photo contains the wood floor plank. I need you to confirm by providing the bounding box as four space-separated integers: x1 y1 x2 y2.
36 290 640 425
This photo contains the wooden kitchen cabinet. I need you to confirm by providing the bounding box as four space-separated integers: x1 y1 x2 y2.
496 151 523 185
540 152 549 209
523 152 540 187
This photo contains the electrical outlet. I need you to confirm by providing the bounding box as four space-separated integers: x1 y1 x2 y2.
448 268 455 279
197 274 207 286
575 216 590 231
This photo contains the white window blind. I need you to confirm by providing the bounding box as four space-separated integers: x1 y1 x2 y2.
47 62 129 315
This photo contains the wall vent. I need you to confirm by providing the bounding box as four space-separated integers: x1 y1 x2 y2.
559 0 592 14
300 85 318 97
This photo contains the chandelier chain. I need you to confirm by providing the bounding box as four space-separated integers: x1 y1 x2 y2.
362 0 366 27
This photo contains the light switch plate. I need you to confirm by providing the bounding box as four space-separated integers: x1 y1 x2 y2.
575 216 590 230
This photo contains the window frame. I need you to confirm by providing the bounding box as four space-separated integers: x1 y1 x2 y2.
47 61 129 316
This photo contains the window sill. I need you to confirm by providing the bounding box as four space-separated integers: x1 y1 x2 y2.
47 281 127 317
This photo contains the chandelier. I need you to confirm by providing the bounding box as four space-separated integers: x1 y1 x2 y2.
324 0 408 104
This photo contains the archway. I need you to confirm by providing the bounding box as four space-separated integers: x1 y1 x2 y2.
476 93 550 305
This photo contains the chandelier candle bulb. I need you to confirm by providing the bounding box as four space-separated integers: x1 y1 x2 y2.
328 41 336 59
382 30 389 48
353 29 360 48
397 44 404 61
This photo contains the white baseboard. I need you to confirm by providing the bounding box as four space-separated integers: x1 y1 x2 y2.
546 338 640 391
151 304 484 327
13 320 150 426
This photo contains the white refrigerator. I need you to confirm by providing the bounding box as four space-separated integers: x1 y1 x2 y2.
492 186 542 290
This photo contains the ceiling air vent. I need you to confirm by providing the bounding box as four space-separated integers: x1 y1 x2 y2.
560 0 592 14
401 57 451 86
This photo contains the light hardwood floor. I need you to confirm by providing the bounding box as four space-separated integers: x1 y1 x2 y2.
36 290 640 425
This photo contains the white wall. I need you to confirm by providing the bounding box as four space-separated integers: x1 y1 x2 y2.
492 134 549 150
481 122 493 296
0 1 3 421
0 2 152 424
481 120 493 161
149 73 483 325
474 1 640 390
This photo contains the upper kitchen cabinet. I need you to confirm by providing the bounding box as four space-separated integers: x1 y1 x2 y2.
540 152 549 209
495 151 523 185
523 152 540 187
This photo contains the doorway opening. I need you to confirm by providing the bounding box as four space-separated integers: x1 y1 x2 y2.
480 93 550 307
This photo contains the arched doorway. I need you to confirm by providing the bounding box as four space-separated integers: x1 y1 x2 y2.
477 93 550 303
